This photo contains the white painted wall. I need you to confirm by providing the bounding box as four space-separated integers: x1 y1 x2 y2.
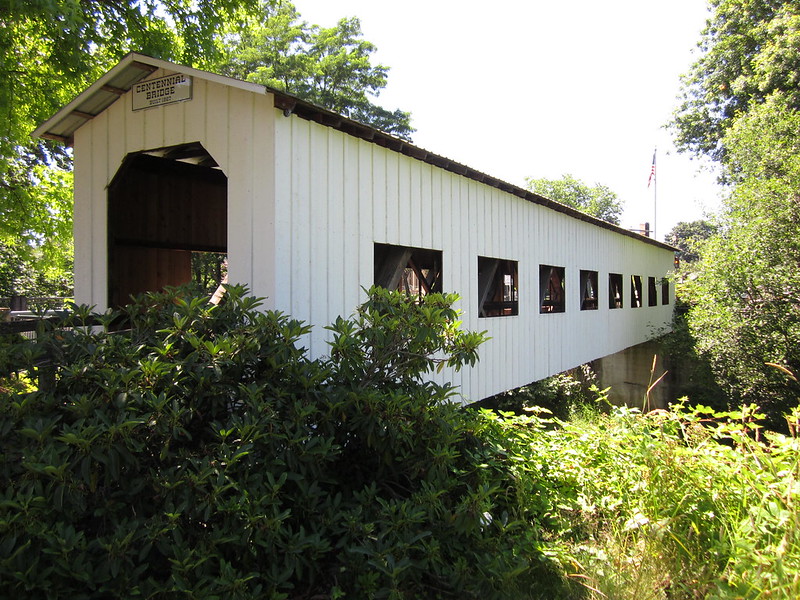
71 66 674 404
73 71 276 310
270 111 675 403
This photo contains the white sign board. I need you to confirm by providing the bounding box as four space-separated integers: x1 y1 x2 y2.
132 74 192 111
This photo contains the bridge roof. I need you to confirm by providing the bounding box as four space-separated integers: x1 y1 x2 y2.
34 52 676 252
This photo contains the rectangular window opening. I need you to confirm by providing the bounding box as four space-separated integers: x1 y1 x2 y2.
580 270 599 311
647 276 658 306
661 278 670 305
630 275 643 308
478 256 518 318
609 273 623 309
374 243 443 300
540 265 565 313
192 251 227 296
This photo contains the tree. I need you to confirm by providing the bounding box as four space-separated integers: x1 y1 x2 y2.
666 220 717 264
680 95 800 427
524 174 623 225
215 1 414 140
669 0 800 426
671 0 800 160
0 146 74 299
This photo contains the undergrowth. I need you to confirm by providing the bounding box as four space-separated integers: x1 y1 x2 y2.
2 286 798 598
481 389 800 599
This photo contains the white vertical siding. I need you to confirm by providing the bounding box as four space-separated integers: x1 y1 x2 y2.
72 70 676 405
72 126 94 307
250 89 276 303
356 142 373 308
89 108 109 307
271 110 676 403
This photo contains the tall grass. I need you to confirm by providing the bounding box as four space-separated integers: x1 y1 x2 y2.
477 399 800 598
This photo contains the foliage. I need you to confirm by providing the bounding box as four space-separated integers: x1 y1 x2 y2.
666 219 717 264
574 402 800 599
0 240 73 302
524 174 623 225
0 148 74 300
476 399 800 599
671 0 800 160
216 1 414 140
190 253 228 297
477 366 603 419
671 0 800 426
678 96 800 428
659 298 728 413
4 284 800 597
0 285 580 599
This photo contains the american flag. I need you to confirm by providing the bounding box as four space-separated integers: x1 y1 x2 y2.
647 149 656 188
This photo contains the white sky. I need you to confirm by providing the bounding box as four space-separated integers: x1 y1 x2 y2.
292 0 722 242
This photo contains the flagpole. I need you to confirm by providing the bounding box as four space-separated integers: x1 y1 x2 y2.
653 147 657 239
647 147 657 239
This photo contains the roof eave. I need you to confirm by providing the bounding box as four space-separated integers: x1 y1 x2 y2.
31 52 266 143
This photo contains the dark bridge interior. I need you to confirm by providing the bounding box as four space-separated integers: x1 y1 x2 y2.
107 144 227 307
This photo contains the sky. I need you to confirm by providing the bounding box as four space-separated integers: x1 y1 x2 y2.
292 0 722 242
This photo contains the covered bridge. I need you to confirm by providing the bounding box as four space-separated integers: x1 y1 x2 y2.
34 53 676 404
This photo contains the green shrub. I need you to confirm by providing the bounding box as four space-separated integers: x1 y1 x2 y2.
0 285 575 599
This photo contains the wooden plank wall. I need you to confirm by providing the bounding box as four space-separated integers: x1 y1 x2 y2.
106 155 226 306
272 113 675 403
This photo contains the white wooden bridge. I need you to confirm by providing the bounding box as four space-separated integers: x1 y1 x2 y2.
34 53 676 403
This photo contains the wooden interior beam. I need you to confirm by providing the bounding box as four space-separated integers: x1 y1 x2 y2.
407 257 431 295
41 132 72 144
375 247 412 291
130 61 159 74
478 260 500 318
70 110 95 120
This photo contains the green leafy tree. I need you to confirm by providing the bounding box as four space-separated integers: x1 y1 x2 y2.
669 0 800 425
0 149 74 299
216 1 414 140
524 174 623 225
671 0 800 160
681 96 800 426
667 219 717 264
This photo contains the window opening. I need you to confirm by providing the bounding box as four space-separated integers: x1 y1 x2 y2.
647 276 658 306
630 275 643 308
374 243 442 300
107 149 227 308
609 273 623 309
478 256 518 317
192 252 227 295
661 278 670 305
539 265 565 313
580 270 598 311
